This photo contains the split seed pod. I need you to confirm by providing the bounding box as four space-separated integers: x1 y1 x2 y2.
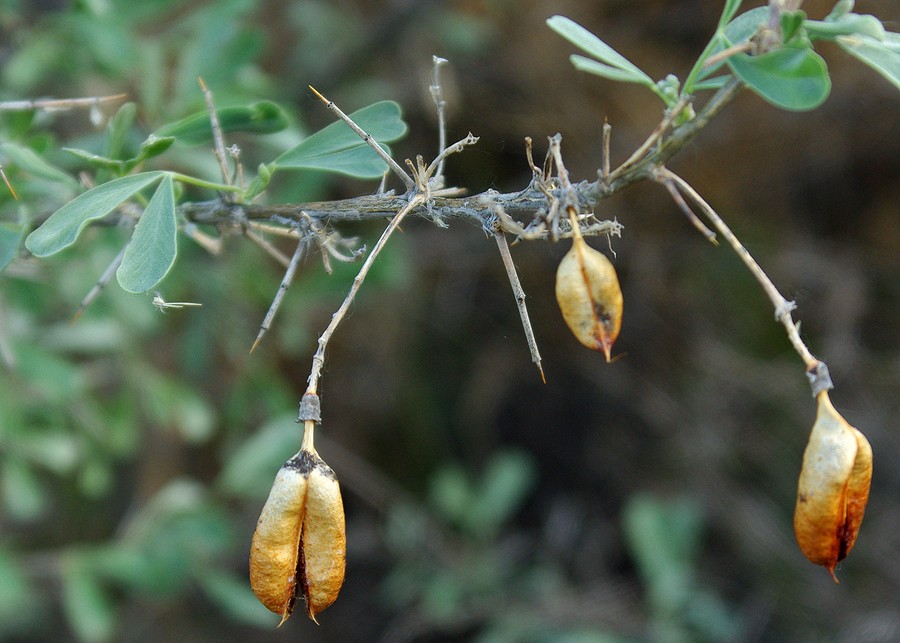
250 439 346 624
794 390 872 581
555 234 623 361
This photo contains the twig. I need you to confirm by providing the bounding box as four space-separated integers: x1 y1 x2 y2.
246 221 301 238
305 194 425 397
424 133 479 181
656 168 824 380
659 176 718 245
198 78 233 195
493 221 545 382
702 41 753 68
607 95 692 182
182 222 223 254
251 237 308 353
0 93 127 112
601 120 611 179
244 227 291 267
429 56 449 179
308 85 416 192
72 245 127 321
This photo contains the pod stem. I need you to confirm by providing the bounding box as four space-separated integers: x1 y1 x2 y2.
656 167 830 394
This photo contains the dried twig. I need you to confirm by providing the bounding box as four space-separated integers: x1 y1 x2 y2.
308 85 416 192
656 167 826 386
659 176 718 245
601 120 612 179
493 220 545 382
429 56 450 180
198 78 234 195
72 245 127 321
305 194 424 399
244 227 291 268
607 95 692 182
252 237 308 353
0 94 127 112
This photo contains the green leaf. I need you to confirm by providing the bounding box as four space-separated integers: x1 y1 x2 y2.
838 31 900 90
117 174 177 293
105 102 137 161
570 55 653 84
61 556 117 643
130 134 176 166
781 10 807 43
154 101 289 145
724 6 769 45
808 13 886 41
0 223 24 271
274 100 407 177
25 171 165 256
0 142 79 188
63 147 128 173
728 46 831 110
717 0 744 30
547 15 653 85
691 75 732 91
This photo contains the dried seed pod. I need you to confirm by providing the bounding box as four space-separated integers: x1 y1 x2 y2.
555 235 623 361
250 440 346 624
794 390 872 581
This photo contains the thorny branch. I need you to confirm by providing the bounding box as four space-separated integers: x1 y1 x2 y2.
175 73 830 397
21 66 826 399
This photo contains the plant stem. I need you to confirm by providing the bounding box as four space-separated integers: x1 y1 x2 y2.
305 194 425 396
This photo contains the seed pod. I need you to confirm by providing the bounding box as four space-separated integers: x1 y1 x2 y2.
250 443 346 624
794 390 872 581
555 235 623 361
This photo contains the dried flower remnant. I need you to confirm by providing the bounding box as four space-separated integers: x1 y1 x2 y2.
555 227 623 362
249 422 346 624
794 391 872 582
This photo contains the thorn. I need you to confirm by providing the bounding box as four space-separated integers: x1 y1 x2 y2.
537 362 546 384
308 85 328 104
250 334 263 354
1 167 17 200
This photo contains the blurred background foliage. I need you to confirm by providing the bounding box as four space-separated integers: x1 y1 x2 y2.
0 0 898 641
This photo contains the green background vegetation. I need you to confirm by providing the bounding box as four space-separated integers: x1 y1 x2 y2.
1 0 897 640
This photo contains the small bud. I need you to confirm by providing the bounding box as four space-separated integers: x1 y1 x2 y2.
794 391 872 581
250 435 346 624
555 235 623 361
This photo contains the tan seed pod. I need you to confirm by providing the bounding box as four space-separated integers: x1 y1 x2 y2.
555 235 623 362
794 390 872 581
250 442 346 624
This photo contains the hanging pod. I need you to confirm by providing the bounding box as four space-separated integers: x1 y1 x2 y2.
249 428 346 624
794 390 872 581
555 233 623 362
